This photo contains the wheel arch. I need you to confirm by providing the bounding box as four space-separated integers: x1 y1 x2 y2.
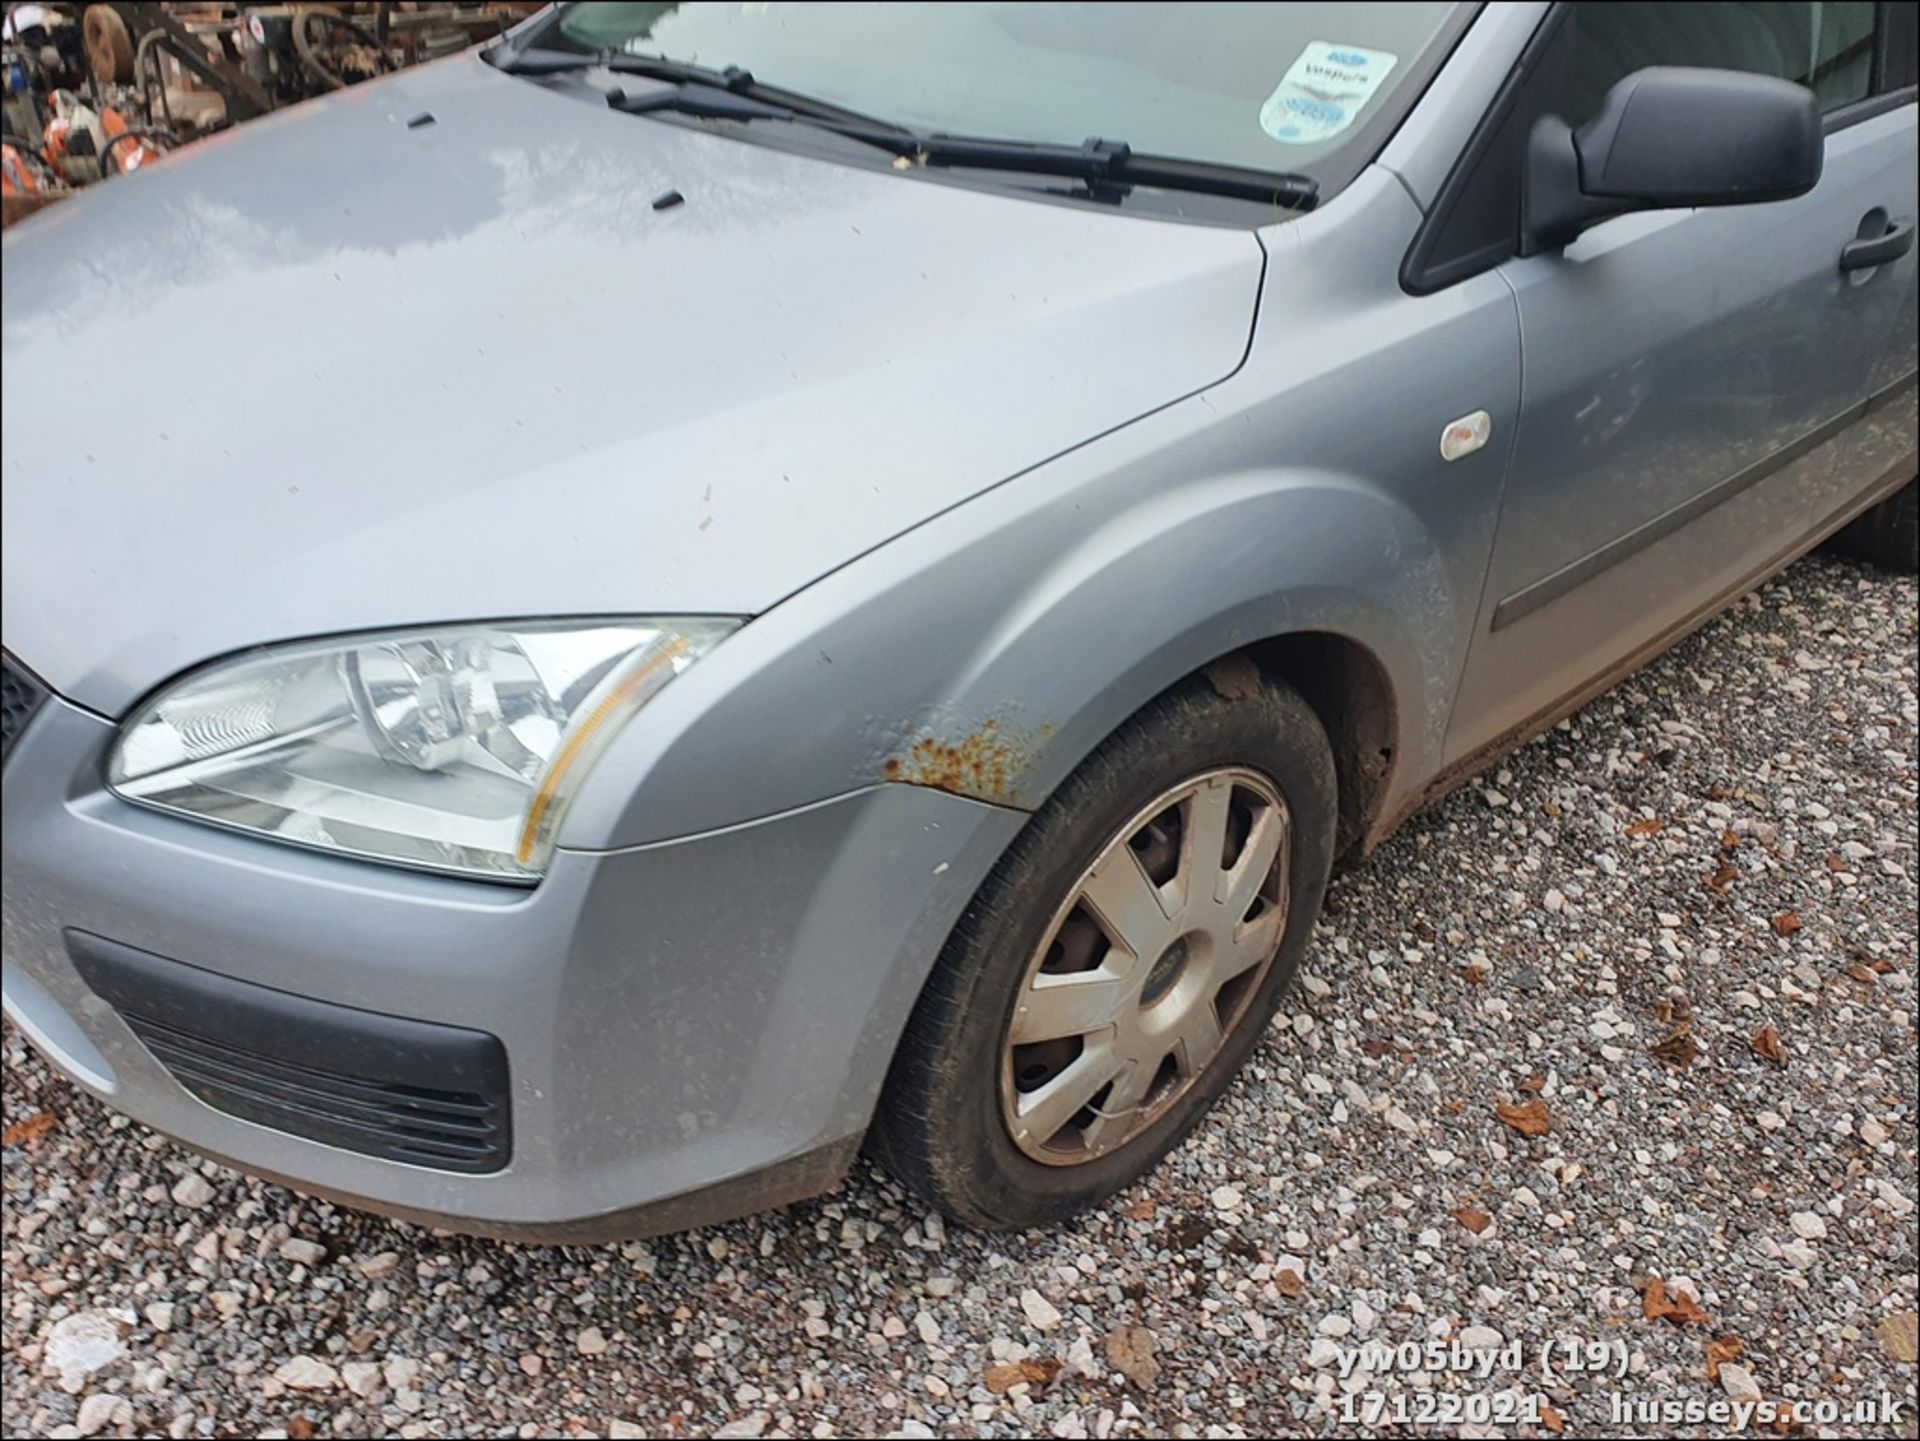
1240 630 1399 859
862 472 1447 862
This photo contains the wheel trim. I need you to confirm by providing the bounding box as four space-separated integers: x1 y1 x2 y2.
999 766 1291 1166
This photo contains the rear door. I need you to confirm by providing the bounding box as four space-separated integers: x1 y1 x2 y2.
1440 1 1917 764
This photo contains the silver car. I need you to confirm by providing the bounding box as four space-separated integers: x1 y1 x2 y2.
3 1 1915 1239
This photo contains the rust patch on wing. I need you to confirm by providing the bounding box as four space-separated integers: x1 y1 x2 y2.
882 718 1048 807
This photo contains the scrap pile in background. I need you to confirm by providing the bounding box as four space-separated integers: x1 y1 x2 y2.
1 1 539 224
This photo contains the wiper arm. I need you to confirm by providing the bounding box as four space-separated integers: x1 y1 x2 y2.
603 81 924 168
895 135 1318 208
607 82 800 124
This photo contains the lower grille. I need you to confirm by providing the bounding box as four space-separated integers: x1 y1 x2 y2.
2 653 48 763
129 1016 505 1170
70 931 510 1173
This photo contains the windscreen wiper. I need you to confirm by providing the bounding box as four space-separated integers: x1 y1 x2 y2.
491 45 737 82
506 46 1318 209
490 45 904 129
607 84 1319 209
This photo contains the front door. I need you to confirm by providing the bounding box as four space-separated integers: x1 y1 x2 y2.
1446 0 1915 763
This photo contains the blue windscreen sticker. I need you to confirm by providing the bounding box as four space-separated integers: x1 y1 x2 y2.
1260 41 1400 144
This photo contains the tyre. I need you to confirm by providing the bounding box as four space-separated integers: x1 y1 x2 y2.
83 5 135 85
869 670 1337 1230
1825 477 1918 573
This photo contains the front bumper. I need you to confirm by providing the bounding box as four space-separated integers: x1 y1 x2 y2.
2 693 1023 1238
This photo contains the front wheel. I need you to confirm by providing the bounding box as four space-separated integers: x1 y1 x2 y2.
868 672 1337 1230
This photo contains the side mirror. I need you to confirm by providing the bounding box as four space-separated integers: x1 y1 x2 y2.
1522 66 1822 253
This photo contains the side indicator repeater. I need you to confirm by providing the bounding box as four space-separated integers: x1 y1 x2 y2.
1440 410 1492 462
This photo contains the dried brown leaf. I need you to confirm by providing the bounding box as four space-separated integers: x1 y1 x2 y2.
1705 1334 1744 1381
1494 1099 1551 1137
1 1111 58 1147
1104 1323 1160 1390
1720 830 1741 852
984 1357 1060 1394
1771 910 1802 937
1274 1268 1305 1299
1750 1026 1787 1067
1881 1311 1919 1365
982 1365 1022 1394
1452 1207 1493 1235
1653 995 1695 1026
1703 865 1739 895
1626 817 1664 837
287 1419 315 1441
1650 1027 1700 1069
1519 1074 1548 1094
1643 1277 1712 1327
1122 1200 1157 1222
1540 1403 1565 1434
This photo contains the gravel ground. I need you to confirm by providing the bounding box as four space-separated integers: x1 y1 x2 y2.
4 553 1916 1441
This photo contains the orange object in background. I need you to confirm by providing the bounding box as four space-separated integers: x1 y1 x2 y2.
38 91 160 183
38 111 74 173
98 104 159 174
0 141 41 195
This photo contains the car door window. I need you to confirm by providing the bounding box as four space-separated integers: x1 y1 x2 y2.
1403 1 1907 294
1569 2 1878 119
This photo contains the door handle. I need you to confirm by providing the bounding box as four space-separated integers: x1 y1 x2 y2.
1840 213 1915 271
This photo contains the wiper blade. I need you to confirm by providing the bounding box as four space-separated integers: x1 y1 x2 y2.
491 45 738 84
491 46 904 129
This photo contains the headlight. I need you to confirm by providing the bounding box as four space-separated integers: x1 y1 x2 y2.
108 619 739 882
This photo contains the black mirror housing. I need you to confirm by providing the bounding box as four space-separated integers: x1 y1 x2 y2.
1524 66 1823 252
